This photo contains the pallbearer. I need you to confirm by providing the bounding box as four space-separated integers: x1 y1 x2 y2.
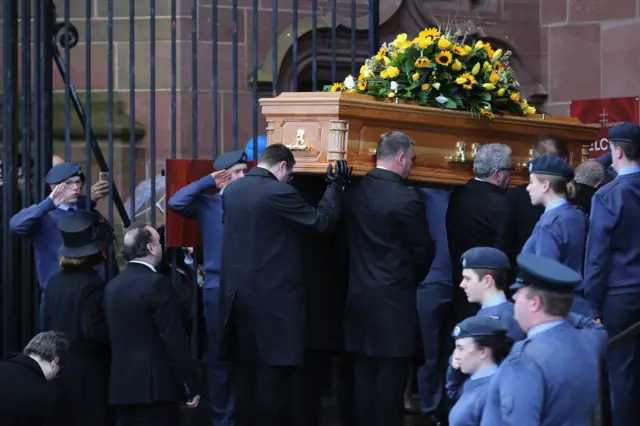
448 316 511 426
584 122 640 426
480 253 607 426
521 155 591 317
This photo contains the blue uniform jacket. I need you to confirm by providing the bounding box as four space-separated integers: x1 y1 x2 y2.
167 175 223 289
584 168 640 317
9 196 116 289
419 188 452 285
480 320 607 426
449 365 497 426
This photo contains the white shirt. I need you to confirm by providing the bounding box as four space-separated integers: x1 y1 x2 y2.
128 260 157 272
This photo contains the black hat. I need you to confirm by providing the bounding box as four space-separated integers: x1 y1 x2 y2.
452 316 507 340
45 163 84 185
58 211 108 258
509 252 581 293
461 247 510 270
528 155 574 179
609 122 640 147
214 151 247 170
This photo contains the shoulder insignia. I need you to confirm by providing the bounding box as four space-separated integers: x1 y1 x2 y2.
489 315 501 320
508 339 531 359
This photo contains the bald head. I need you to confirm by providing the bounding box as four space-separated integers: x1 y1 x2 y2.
121 223 162 265
52 155 64 166
575 160 606 188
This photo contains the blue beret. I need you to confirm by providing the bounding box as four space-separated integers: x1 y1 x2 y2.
214 151 247 171
528 155 574 179
609 122 640 146
510 252 581 293
45 162 83 185
461 247 510 270
244 135 267 161
452 316 507 340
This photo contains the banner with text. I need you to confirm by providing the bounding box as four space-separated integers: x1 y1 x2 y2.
570 97 639 158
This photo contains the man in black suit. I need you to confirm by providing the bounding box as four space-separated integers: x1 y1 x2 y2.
0 331 68 426
495 135 569 276
343 131 435 426
219 144 350 426
104 223 199 426
446 142 512 322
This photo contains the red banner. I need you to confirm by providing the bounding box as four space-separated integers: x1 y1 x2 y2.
570 97 640 158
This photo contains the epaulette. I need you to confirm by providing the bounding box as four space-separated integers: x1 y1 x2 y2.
507 339 531 360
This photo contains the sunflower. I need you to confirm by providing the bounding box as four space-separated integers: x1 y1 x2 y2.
452 45 468 56
435 51 453 66
375 48 387 61
493 62 504 73
419 27 440 39
456 73 477 90
483 42 495 58
479 109 495 119
357 79 367 91
489 71 500 85
413 36 433 49
415 57 431 68
331 82 345 92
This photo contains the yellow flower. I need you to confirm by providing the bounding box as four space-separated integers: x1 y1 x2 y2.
493 62 504 73
435 51 453 66
375 48 387 61
480 109 495 119
383 56 391 65
415 57 431 68
432 82 441 90
413 36 432 49
475 40 484 49
386 66 400 78
471 62 481 75
455 77 468 84
510 92 521 102
489 71 500 85
421 83 430 90
388 92 396 99
452 59 462 71
419 27 440 39
393 33 413 53
380 70 389 79
357 80 367 91
360 65 373 78
483 42 495 58
330 82 345 92
457 73 476 90
483 61 492 72
497 88 506 96
437 37 451 50
463 45 473 55
412 72 420 82
526 105 536 114
452 45 468 56
492 49 503 60
483 83 496 91
391 52 398 59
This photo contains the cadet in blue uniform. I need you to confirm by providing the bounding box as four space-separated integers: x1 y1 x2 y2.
584 122 640 426
416 188 453 425
521 155 591 317
481 253 607 426
448 316 511 426
446 247 524 401
167 151 248 426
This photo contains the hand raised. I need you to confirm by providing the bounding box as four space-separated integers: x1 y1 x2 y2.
48 183 67 207
210 170 232 188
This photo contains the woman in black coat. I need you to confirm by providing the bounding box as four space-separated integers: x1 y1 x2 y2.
43 211 112 426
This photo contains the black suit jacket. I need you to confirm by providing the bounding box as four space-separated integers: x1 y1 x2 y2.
103 262 198 405
220 167 341 366
0 355 62 426
343 168 435 357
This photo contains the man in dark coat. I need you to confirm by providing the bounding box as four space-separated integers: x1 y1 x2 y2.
219 144 350 426
0 331 68 426
568 159 606 214
343 131 435 426
104 223 200 426
447 142 512 323
495 135 569 276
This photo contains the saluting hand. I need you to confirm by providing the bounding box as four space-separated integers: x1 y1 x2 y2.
211 169 232 189
48 182 68 207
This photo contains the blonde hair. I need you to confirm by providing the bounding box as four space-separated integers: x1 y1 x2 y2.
533 173 573 199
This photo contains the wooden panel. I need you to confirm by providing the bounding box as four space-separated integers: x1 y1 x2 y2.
260 92 599 186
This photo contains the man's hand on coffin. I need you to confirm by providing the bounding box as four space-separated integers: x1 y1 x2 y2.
325 160 351 190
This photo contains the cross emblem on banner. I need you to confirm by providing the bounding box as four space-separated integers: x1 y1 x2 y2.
599 108 610 127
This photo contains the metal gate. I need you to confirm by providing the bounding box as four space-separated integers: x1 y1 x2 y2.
0 0 381 358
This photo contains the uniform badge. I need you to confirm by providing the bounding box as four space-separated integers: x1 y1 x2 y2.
490 315 501 320
528 162 533 172
453 326 461 337
462 258 467 268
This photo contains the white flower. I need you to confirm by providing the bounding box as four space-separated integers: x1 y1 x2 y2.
436 95 449 104
390 81 398 93
344 75 355 90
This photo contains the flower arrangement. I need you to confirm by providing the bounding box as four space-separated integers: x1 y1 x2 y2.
325 27 536 119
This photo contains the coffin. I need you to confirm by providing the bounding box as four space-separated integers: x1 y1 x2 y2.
259 92 599 186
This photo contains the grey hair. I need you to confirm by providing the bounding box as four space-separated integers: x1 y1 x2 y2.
575 160 606 187
473 143 513 178
376 131 415 161
23 331 69 362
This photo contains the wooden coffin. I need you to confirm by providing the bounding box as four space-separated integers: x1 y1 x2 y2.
259 92 599 186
